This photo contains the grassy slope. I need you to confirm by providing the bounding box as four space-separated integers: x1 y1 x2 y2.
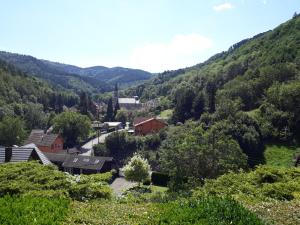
264 143 300 167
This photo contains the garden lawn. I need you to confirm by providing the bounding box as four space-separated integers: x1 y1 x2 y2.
264 143 300 167
64 200 159 225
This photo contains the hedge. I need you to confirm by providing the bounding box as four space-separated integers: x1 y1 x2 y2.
151 171 170 186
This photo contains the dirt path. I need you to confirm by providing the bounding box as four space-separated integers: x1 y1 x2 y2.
110 177 137 196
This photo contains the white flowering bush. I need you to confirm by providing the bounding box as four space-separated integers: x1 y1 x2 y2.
122 154 151 185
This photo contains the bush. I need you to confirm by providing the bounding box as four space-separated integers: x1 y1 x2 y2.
122 154 150 184
151 171 170 186
143 176 151 185
66 173 113 200
193 165 300 202
0 195 69 225
0 162 69 197
0 162 112 201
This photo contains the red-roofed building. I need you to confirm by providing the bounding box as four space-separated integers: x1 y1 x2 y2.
134 118 167 135
24 130 64 153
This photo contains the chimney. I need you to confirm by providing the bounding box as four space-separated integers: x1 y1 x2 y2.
5 147 12 162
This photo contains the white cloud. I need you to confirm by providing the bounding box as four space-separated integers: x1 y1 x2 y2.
213 2 234 12
129 34 214 73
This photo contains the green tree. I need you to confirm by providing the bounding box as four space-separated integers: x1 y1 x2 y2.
105 131 138 165
115 109 127 125
122 154 151 185
159 122 247 190
0 116 26 146
192 92 205 120
52 111 91 147
23 103 48 130
172 88 195 123
206 80 217 113
105 98 114 122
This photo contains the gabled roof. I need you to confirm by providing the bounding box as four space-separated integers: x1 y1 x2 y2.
62 155 113 170
39 134 60 147
24 130 61 147
24 129 44 145
134 117 167 127
133 117 152 125
0 144 52 165
118 98 140 104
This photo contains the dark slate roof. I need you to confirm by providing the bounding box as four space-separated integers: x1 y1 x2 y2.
24 130 60 147
44 153 68 163
62 155 113 170
0 144 52 165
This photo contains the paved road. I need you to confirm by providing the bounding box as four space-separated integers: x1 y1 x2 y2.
80 130 125 156
110 177 137 196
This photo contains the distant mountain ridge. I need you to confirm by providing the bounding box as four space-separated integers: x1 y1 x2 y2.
43 60 152 84
0 51 152 93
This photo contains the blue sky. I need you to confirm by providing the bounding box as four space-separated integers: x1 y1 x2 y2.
0 0 299 72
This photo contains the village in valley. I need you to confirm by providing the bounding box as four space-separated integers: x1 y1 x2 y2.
1 3 300 224
0 84 167 192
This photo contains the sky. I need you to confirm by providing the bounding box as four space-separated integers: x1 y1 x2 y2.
0 0 299 73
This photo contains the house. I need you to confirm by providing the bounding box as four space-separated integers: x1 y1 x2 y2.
43 147 80 169
62 155 114 175
43 152 68 170
134 117 167 135
118 97 142 110
24 130 64 153
104 122 123 131
0 144 52 165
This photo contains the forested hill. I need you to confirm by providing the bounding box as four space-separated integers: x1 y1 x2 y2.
43 61 152 86
0 59 78 130
0 51 152 93
125 14 300 107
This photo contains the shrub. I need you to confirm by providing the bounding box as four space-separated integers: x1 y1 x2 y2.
194 165 300 202
66 173 113 200
0 162 112 201
151 171 170 186
143 176 151 185
122 154 150 184
0 162 69 197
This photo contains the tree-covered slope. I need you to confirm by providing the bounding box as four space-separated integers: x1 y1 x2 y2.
126 14 300 105
0 51 111 93
0 59 78 130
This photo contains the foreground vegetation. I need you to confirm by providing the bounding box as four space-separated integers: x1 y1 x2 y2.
0 195 69 225
2 162 300 224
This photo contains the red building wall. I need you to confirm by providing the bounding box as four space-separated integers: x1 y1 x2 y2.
135 119 166 135
38 137 64 153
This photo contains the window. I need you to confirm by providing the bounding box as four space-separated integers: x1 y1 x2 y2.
94 159 100 164
83 158 89 162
